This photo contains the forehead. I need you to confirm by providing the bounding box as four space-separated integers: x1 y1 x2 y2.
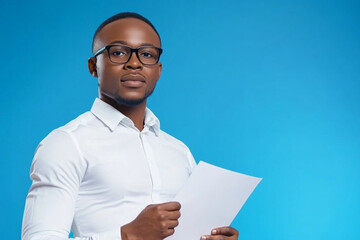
94 18 161 50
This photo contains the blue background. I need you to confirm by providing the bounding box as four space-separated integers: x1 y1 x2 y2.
1 0 359 239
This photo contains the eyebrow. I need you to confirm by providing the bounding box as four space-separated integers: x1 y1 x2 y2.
109 40 158 47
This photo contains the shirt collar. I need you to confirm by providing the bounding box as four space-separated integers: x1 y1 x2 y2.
144 107 161 136
90 98 160 136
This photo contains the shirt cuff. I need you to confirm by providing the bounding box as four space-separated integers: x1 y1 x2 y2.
91 227 121 240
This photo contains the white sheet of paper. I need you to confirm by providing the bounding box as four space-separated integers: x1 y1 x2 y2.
168 161 262 240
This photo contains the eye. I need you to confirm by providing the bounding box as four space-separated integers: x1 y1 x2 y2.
109 46 129 58
112 50 126 57
140 52 154 58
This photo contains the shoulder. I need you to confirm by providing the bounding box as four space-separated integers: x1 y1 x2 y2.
31 112 94 175
157 129 197 169
56 111 95 134
39 110 100 149
158 129 189 149
36 112 93 156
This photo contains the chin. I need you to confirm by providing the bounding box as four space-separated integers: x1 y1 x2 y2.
115 96 147 106
116 87 155 107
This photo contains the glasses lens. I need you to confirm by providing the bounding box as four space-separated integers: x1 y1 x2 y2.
108 45 131 63
138 47 160 65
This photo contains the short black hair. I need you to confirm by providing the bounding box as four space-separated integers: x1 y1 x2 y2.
92 12 161 54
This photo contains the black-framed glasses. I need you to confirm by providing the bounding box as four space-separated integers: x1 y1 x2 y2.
93 44 163 65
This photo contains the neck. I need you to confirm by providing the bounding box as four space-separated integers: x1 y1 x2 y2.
101 97 147 131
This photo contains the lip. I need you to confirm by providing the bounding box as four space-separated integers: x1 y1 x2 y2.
120 74 146 88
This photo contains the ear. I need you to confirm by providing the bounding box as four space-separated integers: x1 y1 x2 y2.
157 62 162 78
88 57 98 77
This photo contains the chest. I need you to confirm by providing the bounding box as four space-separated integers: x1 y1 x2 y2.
78 130 191 202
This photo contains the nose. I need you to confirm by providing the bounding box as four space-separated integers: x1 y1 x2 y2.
124 52 142 70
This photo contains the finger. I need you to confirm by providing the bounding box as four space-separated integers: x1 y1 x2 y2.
159 201 181 211
201 235 233 240
201 234 211 240
201 235 226 240
164 209 181 220
158 210 179 221
160 220 178 238
166 219 179 229
211 226 238 237
162 228 175 238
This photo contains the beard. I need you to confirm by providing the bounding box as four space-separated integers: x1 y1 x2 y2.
115 89 154 106
103 84 156 107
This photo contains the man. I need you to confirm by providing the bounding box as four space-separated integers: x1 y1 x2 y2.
22 12 239 240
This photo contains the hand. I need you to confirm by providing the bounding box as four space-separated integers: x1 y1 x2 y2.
121 201 181 240
200 226 239 240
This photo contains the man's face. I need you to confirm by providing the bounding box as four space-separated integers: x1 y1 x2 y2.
90 18 162 107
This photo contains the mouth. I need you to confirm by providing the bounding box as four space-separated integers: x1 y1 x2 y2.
120 74 146 88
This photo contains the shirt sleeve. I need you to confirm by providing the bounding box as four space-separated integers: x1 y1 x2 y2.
22 130 122 240
186 146 197 173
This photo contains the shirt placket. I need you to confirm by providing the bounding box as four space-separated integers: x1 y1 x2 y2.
139 127 162 203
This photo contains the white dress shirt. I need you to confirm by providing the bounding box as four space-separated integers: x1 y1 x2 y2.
22 98 196 240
